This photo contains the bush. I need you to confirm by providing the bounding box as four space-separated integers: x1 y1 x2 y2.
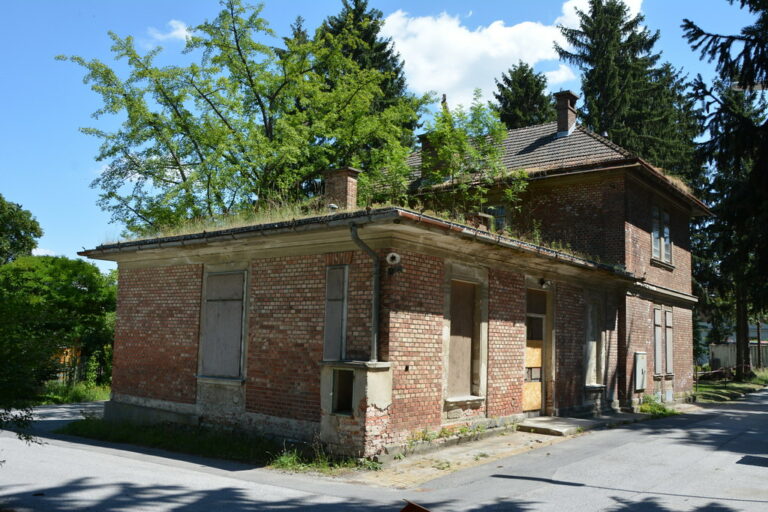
639 395 679 419
37 381 111 405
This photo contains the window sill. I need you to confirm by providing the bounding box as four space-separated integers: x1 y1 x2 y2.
584 384 606 392
445 395 485 405
197 375 245 385
320 360 391 371
650 258 675 271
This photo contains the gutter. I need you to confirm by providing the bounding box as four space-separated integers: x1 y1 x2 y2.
349 223 380 363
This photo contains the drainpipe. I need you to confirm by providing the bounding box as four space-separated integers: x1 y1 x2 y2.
350 223 379 362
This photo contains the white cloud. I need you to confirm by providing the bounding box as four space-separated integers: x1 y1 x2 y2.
544 63 577 85
382 1 643 108
383 11 570 108
32 248 57 257
148 20 192 42
556 0 642 29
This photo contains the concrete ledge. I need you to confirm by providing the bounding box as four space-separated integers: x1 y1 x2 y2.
518 412 648 436
104 400 198 427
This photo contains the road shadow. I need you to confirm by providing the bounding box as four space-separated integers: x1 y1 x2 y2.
0 477 402 512
598 390 768 457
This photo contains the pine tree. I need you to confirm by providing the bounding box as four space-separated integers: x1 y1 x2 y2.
685 0 768 378
555 0 659 139
555 0 702 183
492 61 556 130
319 0 407 108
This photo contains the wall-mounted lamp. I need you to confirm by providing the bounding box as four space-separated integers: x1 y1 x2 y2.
539 278 552 289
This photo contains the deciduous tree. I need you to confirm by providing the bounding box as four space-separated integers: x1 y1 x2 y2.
0 194 43 265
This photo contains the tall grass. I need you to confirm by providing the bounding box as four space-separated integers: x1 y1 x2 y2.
37 381 111 405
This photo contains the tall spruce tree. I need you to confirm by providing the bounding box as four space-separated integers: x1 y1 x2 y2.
684 0 768 378
319 0 408 109
555 0 659 139
492 61 556 130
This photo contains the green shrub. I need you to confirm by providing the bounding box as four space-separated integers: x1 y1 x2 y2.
37 381 110 404
639 395 679 418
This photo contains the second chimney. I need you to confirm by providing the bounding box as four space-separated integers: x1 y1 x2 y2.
554 90 579 137
323 167 362 210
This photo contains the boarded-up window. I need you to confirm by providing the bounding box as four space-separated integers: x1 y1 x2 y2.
524 289 547 412
653 307 674 375
201 272 244 378
324 266 348 361
665 310 674 374
653 308 663 374
585 301 603 385
448 280 477 397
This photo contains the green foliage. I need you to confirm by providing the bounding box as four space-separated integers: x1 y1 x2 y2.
59 0 426 236
556 0 702 183
420 90 525 217
492 61 556 130
0 194 43 265
695 368 768 402
0 256 115 431
638 395 679 418
36 381 111 405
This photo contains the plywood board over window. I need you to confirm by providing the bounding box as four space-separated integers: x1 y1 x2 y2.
524 289 547 412
448 280 477 397
201 272 245 378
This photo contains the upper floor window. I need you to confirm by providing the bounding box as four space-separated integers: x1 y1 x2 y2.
484 205 506 232
652 206 672 264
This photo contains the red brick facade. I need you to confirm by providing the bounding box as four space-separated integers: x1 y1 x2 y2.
486 269 526 417
112 265 202 404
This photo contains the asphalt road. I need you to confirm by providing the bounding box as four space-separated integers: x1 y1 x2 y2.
2 390 767 512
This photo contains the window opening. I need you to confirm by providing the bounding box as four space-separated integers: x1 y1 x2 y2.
448 280 479 397
324 265 348 361
201 272 245 378
332 369 354 414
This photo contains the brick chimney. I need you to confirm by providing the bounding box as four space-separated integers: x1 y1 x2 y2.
323 167 362 209
554 90 579 137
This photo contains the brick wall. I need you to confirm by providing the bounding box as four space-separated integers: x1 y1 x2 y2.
625 181 692 294
380 250 445 445
246 251 373 423
673 306 694 394
508 173 626 265
487 269 526 417
554 283 586 410
112 264 202 404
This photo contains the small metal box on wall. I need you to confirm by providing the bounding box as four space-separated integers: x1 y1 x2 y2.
634 352 647 391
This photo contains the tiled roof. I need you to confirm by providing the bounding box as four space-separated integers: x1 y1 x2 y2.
408 122 634 182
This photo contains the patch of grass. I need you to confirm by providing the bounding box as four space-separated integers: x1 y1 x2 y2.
695 368 768 403
639 395 679 418
432 459 451 470
36 381 111 405
57 418 377 474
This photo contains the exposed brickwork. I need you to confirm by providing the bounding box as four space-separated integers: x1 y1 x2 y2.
554 283 586 410
323 168 360 209
623 295 653 401
380 250 445 445
112 264 202 404
673 306 694 394
508 173 626 264
246 251 372 423
487 269 526 417
625 181 692 294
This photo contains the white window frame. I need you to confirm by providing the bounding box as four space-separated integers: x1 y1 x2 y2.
653 306 674 376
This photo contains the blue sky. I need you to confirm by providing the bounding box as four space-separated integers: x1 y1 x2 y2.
0 0 756 273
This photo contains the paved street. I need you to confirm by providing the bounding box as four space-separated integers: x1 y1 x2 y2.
2 391 768 511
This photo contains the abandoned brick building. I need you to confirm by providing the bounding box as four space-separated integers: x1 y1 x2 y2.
81 91 708 457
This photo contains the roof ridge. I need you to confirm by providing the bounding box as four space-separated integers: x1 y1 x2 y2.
502 120 557 135
575 125 634 157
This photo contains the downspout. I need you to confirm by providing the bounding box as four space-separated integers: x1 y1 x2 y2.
350 223 379 362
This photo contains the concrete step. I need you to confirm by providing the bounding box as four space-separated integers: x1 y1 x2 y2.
517 412 647 436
